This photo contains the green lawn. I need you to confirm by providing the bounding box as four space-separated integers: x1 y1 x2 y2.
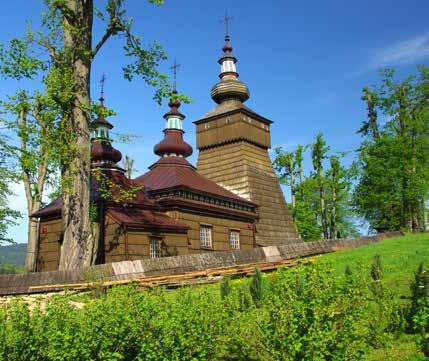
313 233 429 360
316 233 428 298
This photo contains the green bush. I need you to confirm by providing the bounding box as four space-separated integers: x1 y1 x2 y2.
0 261 420 361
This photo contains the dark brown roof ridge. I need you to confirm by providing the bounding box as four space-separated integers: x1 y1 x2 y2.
194 99 272 124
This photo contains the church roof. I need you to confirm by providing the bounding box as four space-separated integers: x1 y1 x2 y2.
135 157 256 207
108 207 188 231
195 99 272 124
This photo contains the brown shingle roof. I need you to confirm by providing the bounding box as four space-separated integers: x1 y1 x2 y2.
195 99 272 124
134 157 256 206
32 169 157 218
108 207 188 231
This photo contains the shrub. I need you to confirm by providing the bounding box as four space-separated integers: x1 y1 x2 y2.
249 268 264 308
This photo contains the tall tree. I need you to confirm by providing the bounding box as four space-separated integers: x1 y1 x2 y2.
0 0 182 270
0 134 21 245
354 67 429 232
0 91 58 271
273 147 296 209
311 133 330 238
359 87 380 140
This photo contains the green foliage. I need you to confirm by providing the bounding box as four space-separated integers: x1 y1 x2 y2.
249 268 264 308
354 66 429 232
220 276 231 300
0 135 21 244
407 262 428 354
0 264 23 274
273 135 358 241
0 243 26 265
292 199 322 240
1 234 428 360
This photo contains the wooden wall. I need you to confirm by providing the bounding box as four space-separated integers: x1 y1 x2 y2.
196 140 298 246
37 218 62 272
196 113 271 150
177 211 254 252
36 211 255 272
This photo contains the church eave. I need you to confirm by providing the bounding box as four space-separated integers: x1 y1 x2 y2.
194 107 273 125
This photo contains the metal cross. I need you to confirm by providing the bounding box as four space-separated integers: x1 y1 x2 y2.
170 60 181 92
221 11 234 38
100 73 106 103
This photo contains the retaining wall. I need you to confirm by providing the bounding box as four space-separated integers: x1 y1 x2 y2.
0 232 402 296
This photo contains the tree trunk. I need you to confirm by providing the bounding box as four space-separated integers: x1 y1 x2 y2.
58 0 95 270
398 86 413 231
289 157 296 209
330 185 337 240
24 216 39 272
320 187 329 239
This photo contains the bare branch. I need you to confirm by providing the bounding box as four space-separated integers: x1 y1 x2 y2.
92 25 116 58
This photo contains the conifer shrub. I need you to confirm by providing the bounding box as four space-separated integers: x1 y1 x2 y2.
408 263 428 356
220 276 231 300
249 268 264 308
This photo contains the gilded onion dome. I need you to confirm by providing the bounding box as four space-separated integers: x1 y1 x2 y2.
211 33 250 104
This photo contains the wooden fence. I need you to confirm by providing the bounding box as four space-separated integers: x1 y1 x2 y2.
0 232 401 296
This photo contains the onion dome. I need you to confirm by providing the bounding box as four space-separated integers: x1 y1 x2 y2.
90 96 123 169
211 33 250 104
153 91 193 158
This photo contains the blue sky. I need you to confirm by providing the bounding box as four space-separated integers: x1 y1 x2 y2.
1 0 428 243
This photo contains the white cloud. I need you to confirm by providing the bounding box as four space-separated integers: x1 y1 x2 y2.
371 32 429 68
352 32 429 77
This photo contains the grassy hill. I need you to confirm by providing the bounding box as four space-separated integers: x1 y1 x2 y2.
0 243 26 274
0 243 26 266
0 233 427 360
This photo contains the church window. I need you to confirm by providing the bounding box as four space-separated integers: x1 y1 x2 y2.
150 239 161 258
200 225 212 248
229 230 240 249
204 123 210 130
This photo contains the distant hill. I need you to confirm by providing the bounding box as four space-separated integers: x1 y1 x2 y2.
0 243 26 266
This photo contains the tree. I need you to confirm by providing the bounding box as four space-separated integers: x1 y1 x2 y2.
0 135 21 245
311 133 330 238
354 67 429 232
325 154 357 239
0 0 184 270
273 147 296 208
359 87 380 140
122 155 135 179
0 91 58 271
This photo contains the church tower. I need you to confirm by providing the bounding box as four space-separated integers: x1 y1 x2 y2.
194 29 299 246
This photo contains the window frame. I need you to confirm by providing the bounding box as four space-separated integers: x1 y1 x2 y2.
150 238 162 258
229 229 240 250
200 224 213 249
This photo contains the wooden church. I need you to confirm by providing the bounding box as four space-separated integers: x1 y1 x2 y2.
32 32 299 271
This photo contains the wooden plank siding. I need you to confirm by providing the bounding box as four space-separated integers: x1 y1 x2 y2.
37 218 62 272
196 132 299 246
177 211 254 252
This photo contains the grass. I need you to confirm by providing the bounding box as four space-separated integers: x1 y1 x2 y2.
312 233 429 360
316 233 428 298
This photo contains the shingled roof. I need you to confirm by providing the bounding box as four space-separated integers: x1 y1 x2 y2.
135 157 256 207
108 207 188 231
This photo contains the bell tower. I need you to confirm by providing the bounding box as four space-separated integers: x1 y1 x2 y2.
194 25 299 246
